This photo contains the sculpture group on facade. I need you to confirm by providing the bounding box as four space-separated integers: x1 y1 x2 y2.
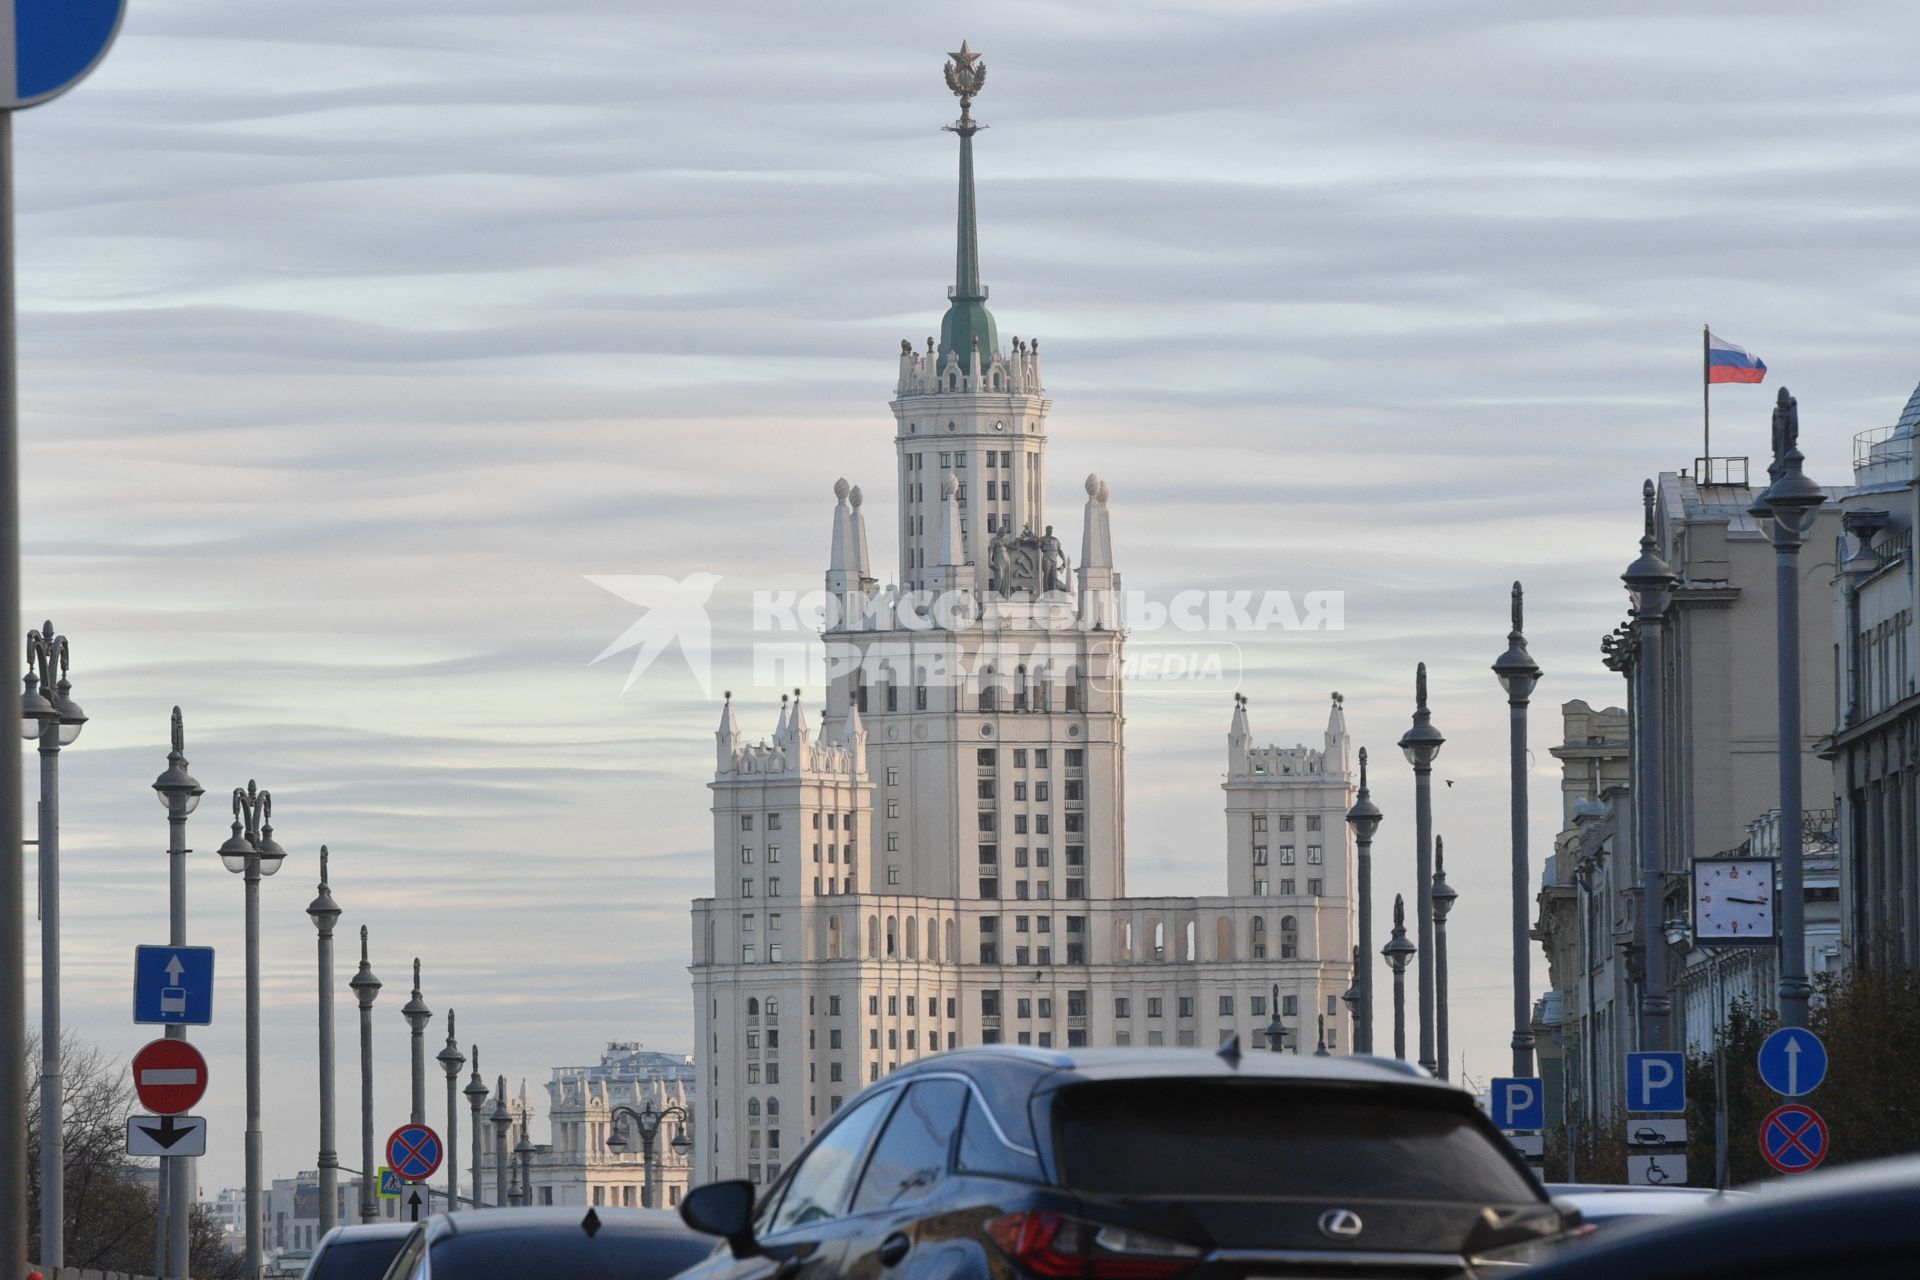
987 523 1069 598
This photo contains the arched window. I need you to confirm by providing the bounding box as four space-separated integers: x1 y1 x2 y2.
746 997 759 1017
1032 668 1050 711
747 1098 761 1118
906 917 919 959
1215 916 1234 961
926 916 940 962
945 918 958 960
868 915 880 958
765 997 779 1018
766 1098 780 1118
1280 915 1298 960
1151 919 1166 961
979 666 998 712
1251 916 1268 960
828 916 843 960
1014 665 1029 711
886 915 898 957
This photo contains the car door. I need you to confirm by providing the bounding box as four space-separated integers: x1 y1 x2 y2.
691 1086 900 1280
838 1078 972 1280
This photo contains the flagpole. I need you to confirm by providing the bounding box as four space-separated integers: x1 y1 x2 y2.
1702 323 1711 466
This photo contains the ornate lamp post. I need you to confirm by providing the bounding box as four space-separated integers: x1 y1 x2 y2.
1431 838 1459 1081
513 1129 534 1207
1260 983 1291 1054
402 959 432 1124
1752 389 1825 1029
150 709 202 1279
605 1098 694 1208
1313 1015 1330 1057
306 848 342 1235
1340 946 1361 1050
20 621 83 1270
490 1078 511 1208
437 1011 465 1211
217 781 288 1279
1623 480 1677 1049
1398 664 1444 1073
1343 748 1383 1054
464 1049 489 1207
1382 895 1416 1061
1493 581 1543 1078
349 928 381 1223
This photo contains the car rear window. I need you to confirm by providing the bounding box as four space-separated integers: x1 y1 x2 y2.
429 1227 713 1280
307 1237 408 1280
1054 1082 1538 1202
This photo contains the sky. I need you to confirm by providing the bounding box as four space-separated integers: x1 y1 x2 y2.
15 0 1920 1194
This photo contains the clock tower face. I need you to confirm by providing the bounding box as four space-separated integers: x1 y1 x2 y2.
1693 858 1777 942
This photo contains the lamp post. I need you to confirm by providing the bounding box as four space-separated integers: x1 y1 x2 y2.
1431 837 1458 1081
1623 480 1677 1050
464 1049 489 1207
1344 747 1383 1054
605 1099 695 1209
1341 946 1361 1050
349 928 381 1224
1752 388 1825 1030
20 621 83 1271
217 781 288 1280
1261 983 1291 1055
514 1129 534 1207
151 709 203 1279
402 960 431 1124
437 1011 465 1211
1493 581 1543 1078
1382 895 1415 1061
1398 664 1444 1073
490 1077 511 1208
306 848 342 1235
1313 1015 1330 1057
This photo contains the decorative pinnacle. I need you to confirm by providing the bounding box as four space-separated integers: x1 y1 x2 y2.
320 845 330 887
1435 836 1445 877
1358 747 1369 790
1511 581 1524 637
1416 662 1428 712
1393 894 1406 927
171 706 184 755
413 958 422 996
360 925 368 961
1642 479 1657 542
943 40 987 127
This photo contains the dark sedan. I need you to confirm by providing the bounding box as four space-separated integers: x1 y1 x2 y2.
305 1222 416 1280
377 1206 714 1280
675 1044 1573 1280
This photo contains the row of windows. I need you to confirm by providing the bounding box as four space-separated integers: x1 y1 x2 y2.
1251 814 1322 833
1251 844 1322 865
1250 878 1325 899
980 845 1086 866
976 779 1082 802
976 878 1086 902
740 811 855 832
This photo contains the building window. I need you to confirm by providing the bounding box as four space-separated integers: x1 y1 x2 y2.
977 748 996 767
887 865 901 885
768 814 781 830
979 812 996 833
1308 878 1322 897
887 832 900 852
1178 996 1194 1019
1282 995 1299 1017
1306 815 1322 832
1251 993 1267 1016
1219 995 1234 1016
741 879 755 897
768 878 781 896
887 766 900 786
979 877 999 900
1307 845 1323 865
1252 815 1267 833
1278 815 1294 831
1280 845 1296 864
741 815 754 831
1035 749 1049 768
742 845 754 863
980 844 998 865
1146 998 1162 1018
1254 879 1268 896
1253 845 1268 866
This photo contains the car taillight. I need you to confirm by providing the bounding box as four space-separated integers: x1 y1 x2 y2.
987 1211 1203 1280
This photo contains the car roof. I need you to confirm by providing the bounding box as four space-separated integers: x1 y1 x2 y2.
1524 1155 1920 1277
316 1221 416 1245
896 1043 1455 1090
425 1207 693 1241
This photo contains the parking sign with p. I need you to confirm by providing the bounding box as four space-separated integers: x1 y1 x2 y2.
1491 1077 1544 1132
1626 1051 1686 1113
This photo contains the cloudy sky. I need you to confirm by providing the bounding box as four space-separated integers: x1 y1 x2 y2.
17 0 1920 1192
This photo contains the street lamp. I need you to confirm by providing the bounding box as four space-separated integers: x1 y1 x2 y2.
218 780 287 1280
150 708 202 1279
403 959 432 1125
490 1077 511 1209
463 1048 489 1207
605 1098 694 1208
1431 837 1458 1081
1753 388 1825 1030
1313 1015 1330 1057
1492 581 1543 1079
1382 895 1416 1062
349 927 381 1223
21 620 84 1271
1623 480 1677 1050
306 848 342 1235
1664 918 1730 1190
1343 747 1383 1054
514 1128 534 1208
1340 946 1361 1050
1397 664 1444 1073
437 1011 465 1212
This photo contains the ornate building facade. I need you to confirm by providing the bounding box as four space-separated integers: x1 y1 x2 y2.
688 47 1357 1185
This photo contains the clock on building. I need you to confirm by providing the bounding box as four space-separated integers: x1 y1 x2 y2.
1691 857 1778 944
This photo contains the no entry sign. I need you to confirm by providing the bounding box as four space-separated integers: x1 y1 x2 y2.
131 1039 208 1115
386 1123 444 1183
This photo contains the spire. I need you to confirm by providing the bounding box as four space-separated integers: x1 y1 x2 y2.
1077 474 1118 629
828 478 853 577
848 484 873 585
1227 692 1252 774
716 690 740 770
774 692 791 743
1324 691 1349 774
938 42 998 371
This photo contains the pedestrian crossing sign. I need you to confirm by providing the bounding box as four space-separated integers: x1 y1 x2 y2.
378 1166 401 1199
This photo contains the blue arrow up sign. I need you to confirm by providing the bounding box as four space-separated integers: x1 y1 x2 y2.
0 0 126 109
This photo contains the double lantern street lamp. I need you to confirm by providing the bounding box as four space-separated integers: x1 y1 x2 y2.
20 621 86 1271
605 1099 694 1209
218 781 286 1280
1397 664 1445 1075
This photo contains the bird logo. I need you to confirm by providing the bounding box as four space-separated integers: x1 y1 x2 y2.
584 573 722 697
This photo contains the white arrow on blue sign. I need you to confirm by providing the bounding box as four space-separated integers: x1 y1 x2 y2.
0 1 126 110
134 945 215 1025
1490 1077 1545 1132
1626 1051 1686 1113
1758 1027 1828 1098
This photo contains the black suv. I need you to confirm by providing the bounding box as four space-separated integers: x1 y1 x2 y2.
675 1045 1570 1280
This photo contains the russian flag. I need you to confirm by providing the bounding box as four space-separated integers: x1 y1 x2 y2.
1707 331 1767 384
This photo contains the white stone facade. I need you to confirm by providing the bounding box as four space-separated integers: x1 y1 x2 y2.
688 78 1356 1186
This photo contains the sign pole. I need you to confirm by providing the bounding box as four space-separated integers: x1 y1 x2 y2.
0 103 29 1280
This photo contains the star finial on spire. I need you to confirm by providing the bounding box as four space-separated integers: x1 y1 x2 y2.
949 40 981 68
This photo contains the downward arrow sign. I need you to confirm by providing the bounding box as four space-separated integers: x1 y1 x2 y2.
164 955 185 983
138 1116 191 1150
